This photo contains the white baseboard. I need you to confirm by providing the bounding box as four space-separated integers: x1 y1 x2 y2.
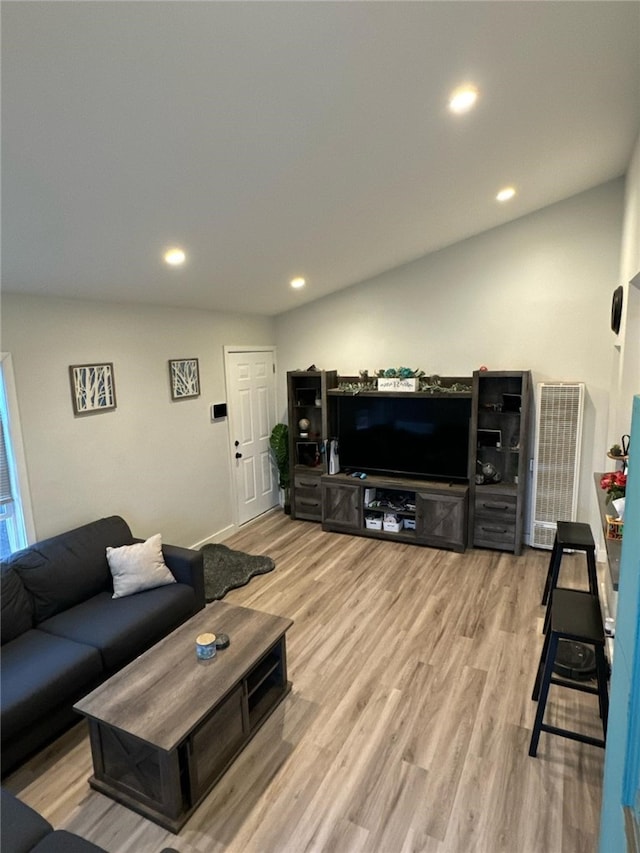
190 507 282 550
524 532 608 565
190 524 237 550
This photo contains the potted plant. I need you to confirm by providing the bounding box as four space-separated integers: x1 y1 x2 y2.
269 423 291 514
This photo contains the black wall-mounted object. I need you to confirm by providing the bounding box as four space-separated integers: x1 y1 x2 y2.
611 285 624 334
212 403 227 419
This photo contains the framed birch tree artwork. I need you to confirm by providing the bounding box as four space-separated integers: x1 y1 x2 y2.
69 363 116 415
169 358 200 399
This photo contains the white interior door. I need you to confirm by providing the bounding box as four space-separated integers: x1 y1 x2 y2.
226 349 279 525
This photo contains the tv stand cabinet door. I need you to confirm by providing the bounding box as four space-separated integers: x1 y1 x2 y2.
321 480 361 531
415 489 468 552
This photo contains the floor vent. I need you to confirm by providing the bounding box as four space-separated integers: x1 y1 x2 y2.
530 382 585 549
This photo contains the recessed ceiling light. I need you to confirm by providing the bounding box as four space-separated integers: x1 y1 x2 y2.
163 247 186 266
496 186 516 202
290 277 306 289
448 85 479 114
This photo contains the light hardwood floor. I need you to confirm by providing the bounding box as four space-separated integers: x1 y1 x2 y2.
5 511 606 852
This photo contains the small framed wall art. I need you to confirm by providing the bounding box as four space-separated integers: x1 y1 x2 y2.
69 363 117 415
169 358 200 400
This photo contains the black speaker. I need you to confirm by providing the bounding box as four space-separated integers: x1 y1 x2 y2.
611 285 623 334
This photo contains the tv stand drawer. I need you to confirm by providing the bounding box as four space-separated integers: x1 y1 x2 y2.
293 471 323 521
474 520 516 549
474 493 517 520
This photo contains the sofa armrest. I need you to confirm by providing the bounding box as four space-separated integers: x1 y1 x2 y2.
1 789 110 853
1 787 53 853
33 830 109 852
161 544 205 613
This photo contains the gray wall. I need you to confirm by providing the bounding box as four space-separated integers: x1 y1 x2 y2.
1 296 275 545
2 175 636 551
610 132 640 444
275 179 627 540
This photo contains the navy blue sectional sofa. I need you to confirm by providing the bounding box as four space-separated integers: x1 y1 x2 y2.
1 787 108 852
1 787 181 852
0 516 205 777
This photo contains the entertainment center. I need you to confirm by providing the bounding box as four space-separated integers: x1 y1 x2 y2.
287 368 532 554
321 472 469 552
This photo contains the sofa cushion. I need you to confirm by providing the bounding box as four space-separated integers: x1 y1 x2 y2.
38 585 196 671
1 788 53 853
106 534 175 599
0 630 103 740
8 516 133 623
0 564 34 644
32 830 109 853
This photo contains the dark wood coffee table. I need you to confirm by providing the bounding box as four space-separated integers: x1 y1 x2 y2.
74 601 293 832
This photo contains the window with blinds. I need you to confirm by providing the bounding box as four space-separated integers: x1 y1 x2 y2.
0 356 30 559
1 415 13 504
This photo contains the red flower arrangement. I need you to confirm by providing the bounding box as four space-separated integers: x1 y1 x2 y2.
600 471 627 503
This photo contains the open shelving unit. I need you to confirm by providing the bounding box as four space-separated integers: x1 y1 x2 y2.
470 370 532 555
246 645 287 728
287 370 338 521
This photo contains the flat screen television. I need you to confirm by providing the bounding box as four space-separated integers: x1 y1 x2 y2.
336 395 471 481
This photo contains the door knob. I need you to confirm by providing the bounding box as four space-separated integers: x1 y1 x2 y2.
235 452 242 459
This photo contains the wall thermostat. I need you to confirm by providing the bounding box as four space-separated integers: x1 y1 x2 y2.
211 403 227 420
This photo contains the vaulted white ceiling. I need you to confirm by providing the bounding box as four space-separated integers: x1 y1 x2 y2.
2 1 639 316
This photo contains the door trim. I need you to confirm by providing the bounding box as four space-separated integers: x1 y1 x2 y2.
223 345 277 527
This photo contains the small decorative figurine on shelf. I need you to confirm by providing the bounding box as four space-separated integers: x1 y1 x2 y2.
298 418 310 437
607 434 630 472
476 460 502 484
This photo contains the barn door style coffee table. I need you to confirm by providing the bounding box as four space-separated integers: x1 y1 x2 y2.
74 602 293 832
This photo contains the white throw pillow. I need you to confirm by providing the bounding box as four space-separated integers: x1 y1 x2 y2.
106 534 176 599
